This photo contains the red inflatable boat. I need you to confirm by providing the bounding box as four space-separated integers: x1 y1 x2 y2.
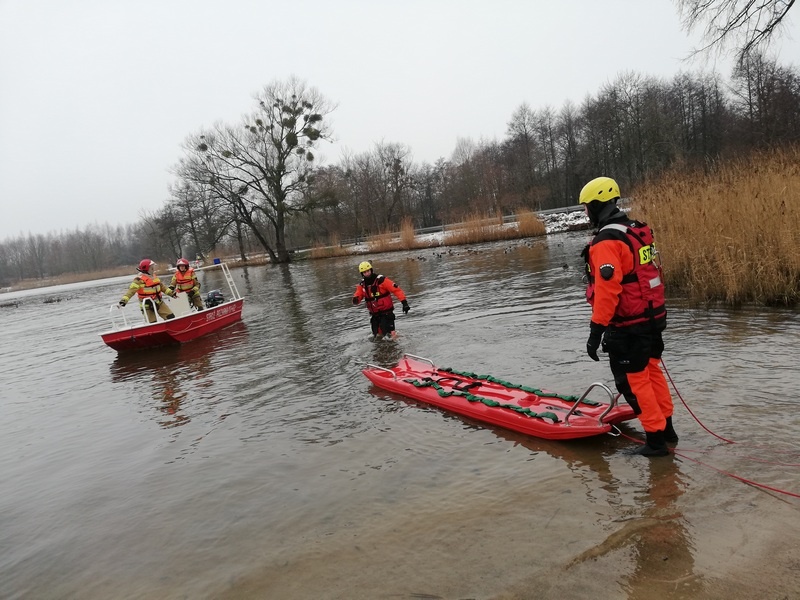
362 354 637 440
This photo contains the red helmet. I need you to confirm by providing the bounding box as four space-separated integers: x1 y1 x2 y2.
176 258 190 269
138 259 155 273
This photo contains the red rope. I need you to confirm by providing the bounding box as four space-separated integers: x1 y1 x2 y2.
672 449 800 499
614 429 800 498
616 358 800 499
660 358 735 444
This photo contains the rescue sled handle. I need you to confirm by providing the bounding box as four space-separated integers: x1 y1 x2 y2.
363 355 440 380
365 363 397 379
404 353 435 368
562 381 618 428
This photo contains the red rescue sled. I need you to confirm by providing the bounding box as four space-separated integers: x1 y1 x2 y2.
362 354 637 440
101 262 244 352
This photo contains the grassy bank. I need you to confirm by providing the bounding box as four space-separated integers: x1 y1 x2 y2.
633 145 800 306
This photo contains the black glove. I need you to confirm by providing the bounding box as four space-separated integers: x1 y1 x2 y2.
352 296 359 305
586 322 606 361
167 286 176 296
118 300 127 307
401 300 410 314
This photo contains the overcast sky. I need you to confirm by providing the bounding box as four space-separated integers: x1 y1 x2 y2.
1 0 798 241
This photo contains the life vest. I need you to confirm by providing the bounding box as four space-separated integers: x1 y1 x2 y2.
174 268 197 292
585 220 666 327
361 276 394 314
136 273 163 302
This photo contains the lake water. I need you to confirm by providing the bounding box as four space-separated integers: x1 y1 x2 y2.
1 232 798 600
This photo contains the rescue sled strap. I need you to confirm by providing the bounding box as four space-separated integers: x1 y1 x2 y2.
437 367 600 406
405 378 560 423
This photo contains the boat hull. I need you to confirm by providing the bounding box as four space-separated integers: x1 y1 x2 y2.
101 299 244 351
362 355 637 440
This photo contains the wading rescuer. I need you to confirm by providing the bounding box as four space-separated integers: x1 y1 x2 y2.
580 177 677 457
352 261 410 340
168 258 204 310
118 259 175 323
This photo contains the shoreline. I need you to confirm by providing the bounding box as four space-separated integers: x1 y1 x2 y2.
1 211 589 297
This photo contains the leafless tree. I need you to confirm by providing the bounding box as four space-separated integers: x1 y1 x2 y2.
183 77 334 263
505 103 540 200
675 0 796 64
729 51 800 146
167 180 231 259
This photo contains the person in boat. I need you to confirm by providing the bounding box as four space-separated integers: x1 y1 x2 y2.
352 261 410 340
167 258 204 311
118 259 175 323
580 176 677 457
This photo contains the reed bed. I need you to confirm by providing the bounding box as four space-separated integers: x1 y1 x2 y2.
367 218 438 253
443 210 545 246
515 208 547 237
632 146 800 306
309 233 353 259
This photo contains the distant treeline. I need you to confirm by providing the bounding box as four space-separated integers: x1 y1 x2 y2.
2 52 799 286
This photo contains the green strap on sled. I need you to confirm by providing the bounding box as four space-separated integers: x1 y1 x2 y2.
438 367 600 406
404 378 560 423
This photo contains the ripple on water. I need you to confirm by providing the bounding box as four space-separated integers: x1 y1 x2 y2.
2 237 799 598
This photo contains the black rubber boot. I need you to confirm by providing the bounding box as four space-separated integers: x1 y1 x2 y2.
664 416 679 445
633 430 670 457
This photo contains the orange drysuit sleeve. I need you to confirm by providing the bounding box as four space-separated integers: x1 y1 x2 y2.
588 239 633 327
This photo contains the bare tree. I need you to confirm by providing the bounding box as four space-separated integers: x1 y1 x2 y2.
555 101 582 202
167 180 231 259
729 51 800 146
505 103 540 200
374 142 414 228
25 233 49 279
675 0 796 64
410 159 447 228
184 77 334 263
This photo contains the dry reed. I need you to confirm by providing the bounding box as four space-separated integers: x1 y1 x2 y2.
632 146 800 306
443 211 545 246
515 208 547 237
309 233 353 259
367 218 438 252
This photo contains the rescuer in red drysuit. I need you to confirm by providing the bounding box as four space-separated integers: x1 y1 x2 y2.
352 261 410 340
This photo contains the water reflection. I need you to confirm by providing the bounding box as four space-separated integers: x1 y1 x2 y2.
6 234 800 600
624 459 697 598
108 321 248 428
368 338 406 367
238 265 254 296
559 455 696 597
278 263 313 345
490 426 621 493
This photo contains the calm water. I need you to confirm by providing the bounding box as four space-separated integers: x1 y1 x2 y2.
1 232 798 600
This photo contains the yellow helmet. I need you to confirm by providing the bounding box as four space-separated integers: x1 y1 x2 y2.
579 177 621 205
358 261 373 273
